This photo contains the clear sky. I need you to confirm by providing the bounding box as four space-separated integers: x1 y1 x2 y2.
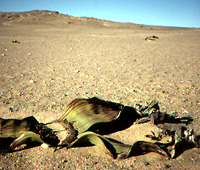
0 0 199 28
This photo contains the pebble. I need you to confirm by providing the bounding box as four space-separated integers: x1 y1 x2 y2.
144 162 150 166
9 107 14 112
75 70 80 73
6 101 10 104
165 164 171 169
41 143 49 148
30 79 34 83
93 161 98 165
63 159 68 163
183 110 189 114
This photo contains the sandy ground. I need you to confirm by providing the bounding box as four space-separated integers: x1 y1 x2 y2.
0 10 200 169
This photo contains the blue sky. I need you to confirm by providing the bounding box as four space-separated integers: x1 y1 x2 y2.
0 0 199 28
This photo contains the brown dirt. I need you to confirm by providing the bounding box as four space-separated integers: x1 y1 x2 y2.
0 10 200 170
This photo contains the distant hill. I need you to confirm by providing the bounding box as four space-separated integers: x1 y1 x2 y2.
0 10 193 30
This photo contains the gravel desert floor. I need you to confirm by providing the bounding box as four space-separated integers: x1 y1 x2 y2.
0 10 200 170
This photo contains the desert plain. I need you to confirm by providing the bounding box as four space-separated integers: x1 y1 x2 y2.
0 10 200 169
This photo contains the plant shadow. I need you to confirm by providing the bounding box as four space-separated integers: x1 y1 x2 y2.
88 106 142 135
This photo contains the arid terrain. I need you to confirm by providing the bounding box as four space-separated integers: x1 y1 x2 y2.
0 10 200 169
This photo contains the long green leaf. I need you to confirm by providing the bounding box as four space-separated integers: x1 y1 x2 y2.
59 97 123 133
69 131 118 159
68 131 169 159
0 116 39 138
9 131 46 150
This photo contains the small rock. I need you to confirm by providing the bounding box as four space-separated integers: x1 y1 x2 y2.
30 79 34 83
183 99 188 102
11 40 20 43
6 101 10 104
93 161 98 165
183 110 189 114
165 164 171 169
41 143 49 148
75 70 80 73
144 162 150 166
9 107 14 112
